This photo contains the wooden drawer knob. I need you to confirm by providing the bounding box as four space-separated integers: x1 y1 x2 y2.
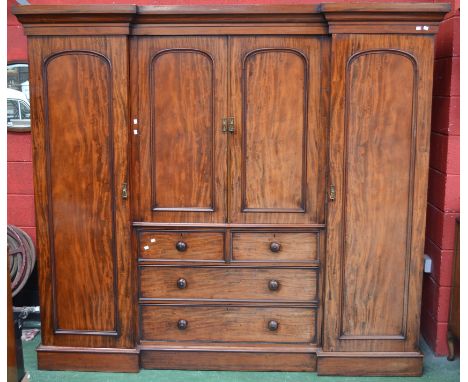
268 320 279 331
270 242 281 253
176 278 187 289
177 319 188 330
176 241 188 252
268 279 280 291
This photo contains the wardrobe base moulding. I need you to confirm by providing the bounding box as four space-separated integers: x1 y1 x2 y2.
316 351 424 377
139 343 318 371
36 346 140 373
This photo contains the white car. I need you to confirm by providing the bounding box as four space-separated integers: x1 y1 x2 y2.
7 88 31 131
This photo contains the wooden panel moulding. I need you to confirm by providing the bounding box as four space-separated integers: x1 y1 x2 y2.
150 48 215 212
229 36 327 224
340 50 417 339
45 51 118 337
241 48 308 213
135 36 228 223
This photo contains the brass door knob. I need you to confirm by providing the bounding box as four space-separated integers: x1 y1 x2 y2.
177 278 187 289
270 242 281 253
268 280 280 291
268 320 279 331
176 241 187 252
177 319 187 330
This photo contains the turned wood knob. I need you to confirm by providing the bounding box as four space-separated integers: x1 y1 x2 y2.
176 241 187 252
177 319 187 330
268 320 279 331
268 279 280 291
177 278 187 289
270 242 281 253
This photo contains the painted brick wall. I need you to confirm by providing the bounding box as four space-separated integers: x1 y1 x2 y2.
7 0 35 243
421 0 460 357
7 0 459 356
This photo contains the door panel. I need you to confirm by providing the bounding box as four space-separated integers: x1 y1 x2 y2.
323 35 435 352
341 52 414 337
229 36 327 224
243 49 306 212
135 37 228 223
29 36 132 348
47 53 116 333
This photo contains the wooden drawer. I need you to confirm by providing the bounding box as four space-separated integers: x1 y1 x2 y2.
139 266 317 302
231 231 319 262
138 231 224 262
140 305 317 343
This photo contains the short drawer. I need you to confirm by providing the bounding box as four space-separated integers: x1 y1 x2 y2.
231 231 319 262
138 231 224 262
140 305 317 343
139 266 317 302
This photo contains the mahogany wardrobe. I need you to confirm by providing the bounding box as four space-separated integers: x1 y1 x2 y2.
13 2 450 376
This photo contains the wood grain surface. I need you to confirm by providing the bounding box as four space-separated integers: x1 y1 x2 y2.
151 49 214 211
231 231 319 262
139 266 318 302
28 36 133 348
141 349 316 371
317 352 423 376
323 34 436 353
341 51 415 337
229 36 327 224
16 3 448 375
37 346 139 372
46 52 116 333
140 305 317 343
135 36 228 223
139 231 224 261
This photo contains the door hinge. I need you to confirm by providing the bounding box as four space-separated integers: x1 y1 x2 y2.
222 117 235 133
222 117 228 133
227 117 235 133
329 184 336 201
122 182 128 200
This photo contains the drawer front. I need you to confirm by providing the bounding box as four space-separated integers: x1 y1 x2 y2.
140 266 317 302
231 232 319 262
141 305 317 343
139 231 224 262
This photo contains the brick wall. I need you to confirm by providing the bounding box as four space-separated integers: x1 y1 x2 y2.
421 0 460 356
7 0 460 356
7 0 34 241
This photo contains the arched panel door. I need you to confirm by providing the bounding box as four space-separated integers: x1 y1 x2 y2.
322 35 435 354
229 37 327 224
28 36 133 350
134 37 228 223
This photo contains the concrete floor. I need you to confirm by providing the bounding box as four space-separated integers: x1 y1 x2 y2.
22 334 459 382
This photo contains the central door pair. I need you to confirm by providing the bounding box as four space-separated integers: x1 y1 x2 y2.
133 36 327 225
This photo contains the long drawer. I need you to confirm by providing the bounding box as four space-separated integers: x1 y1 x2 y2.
140 305 317 343
139 266 318 302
